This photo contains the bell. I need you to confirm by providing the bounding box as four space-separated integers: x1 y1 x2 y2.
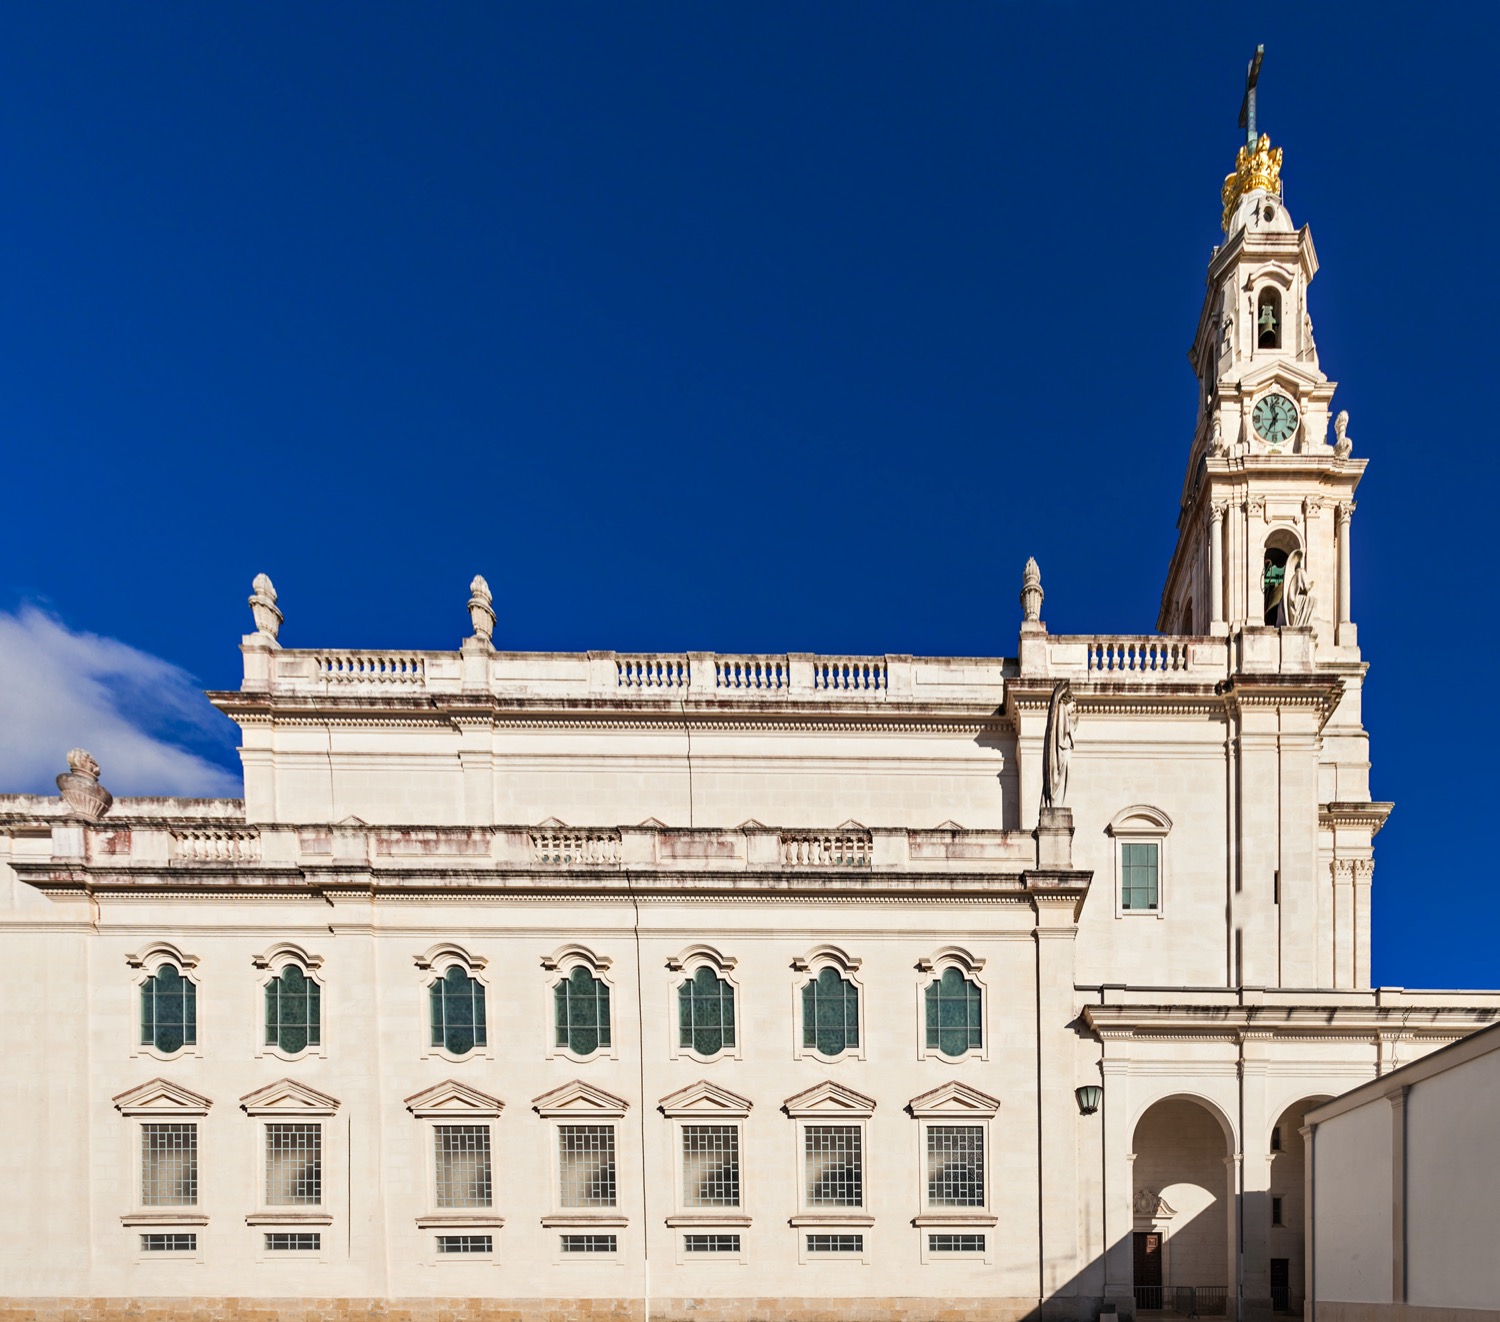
1258 304 1278 334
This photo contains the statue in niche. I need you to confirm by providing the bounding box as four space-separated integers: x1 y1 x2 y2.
1333 410 1352 459
1285 550 1316 628
1207 416 1225 457
467 575 496 644
1263 553 1287 625
1041 680 1077 811
248 573 282 642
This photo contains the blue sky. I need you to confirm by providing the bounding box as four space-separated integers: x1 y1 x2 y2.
0 4 1495 988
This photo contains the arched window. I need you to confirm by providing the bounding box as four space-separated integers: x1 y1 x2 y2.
265 964 321 1054
430 965 487 1055
802 966 859 1057
141 963 197 1054
1257 288 1281 349
555 965 611 1056
924 967 983 1058
678 966 735 1057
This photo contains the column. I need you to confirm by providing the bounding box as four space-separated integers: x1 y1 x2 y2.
1353 859 1373 989
1238 1030 1273 1322
1210 502 1227 631
1101 1049 1136 1312
1336 502 1355 643
1034 896 1083 1306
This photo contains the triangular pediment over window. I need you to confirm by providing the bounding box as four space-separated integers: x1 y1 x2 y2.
906 1080 1001 1118
113 1078 212 1117
404 1079 505 1119
532 1079 630 1119
239 1077 341 1117
658 1080 753 1119
782 1080 876 1119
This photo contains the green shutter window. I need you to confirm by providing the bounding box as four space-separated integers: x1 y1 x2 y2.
802 967 859 1056
924 967 982 1057
1121 842 1160 910
265 965 321 1053
142 963 197 1054
430 966 487 1055
555 966 611 1055
678 966 736 1056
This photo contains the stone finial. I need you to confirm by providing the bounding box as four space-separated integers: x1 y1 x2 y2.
467 575 496 645
57 748 113 820
1020 557 1044 623
248 573 283 645
1333 410 1352 459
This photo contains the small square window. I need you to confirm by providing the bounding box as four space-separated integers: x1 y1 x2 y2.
561 1233 617 1254
264 1232 320 1252
140 1233 196 1253
805 1233 863 1254
437 1234 493 1255
684 1233 740 1254
929 1233 986 1254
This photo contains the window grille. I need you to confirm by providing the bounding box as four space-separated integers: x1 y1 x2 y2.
801 967 859 1056
559 1124 616 1208
264 1233 320 1252
265 964 321 1053
682 1124 739 1208
927 1125 984 1207
435 1125 492 1208
265 1123 322 1206
924 967 983 1056
437 1234 493 1254
430 965 487 1054
678 967 735 1055
804 1124 862 1208
806 1233 862 1253
554 966 611 1055
929 1233 986 1253
141 963 197 1053
684 1233 740 1253
560 1233 616 1253
1122 842 1159 910
141 1123 197 1206
140 1233 195 1252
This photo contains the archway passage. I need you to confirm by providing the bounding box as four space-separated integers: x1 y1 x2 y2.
1267 1098 1327 1317
1131 1099 1234 1316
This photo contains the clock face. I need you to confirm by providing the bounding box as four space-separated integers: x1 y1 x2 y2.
1252 393 1298 446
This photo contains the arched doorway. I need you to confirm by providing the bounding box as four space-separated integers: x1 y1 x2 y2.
1131 1097 1235 1315
1267 1097 1329 1317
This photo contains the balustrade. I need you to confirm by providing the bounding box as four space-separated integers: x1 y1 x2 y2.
714 656 788 691
530 828 622 866
780 831 872 868
317 653 425 682
615 656 690 689
1086 638 1189 676
811 658 887 692
171 828 262 863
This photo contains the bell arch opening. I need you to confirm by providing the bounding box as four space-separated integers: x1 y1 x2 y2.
1262 529 1301 625
1257 288 1282 349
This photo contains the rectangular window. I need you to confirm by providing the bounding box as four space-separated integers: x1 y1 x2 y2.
264 1232 321 1252
437 1234 493 1255
559 1124 616 1208
806 1233 863 1254
1121 842 1160 911
804 1124 862 1208
682 1124 739 1209
1272 1196 1284 1226
684 1233 740 1254
141 1123 197 1206
929 1233 986 1253
435 1124 492 1208
561 1233 617 1253
140 1233 196 1252
927 1125 984 1208
265 1123 322 1206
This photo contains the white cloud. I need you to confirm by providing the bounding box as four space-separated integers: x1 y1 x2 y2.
0 605 241 798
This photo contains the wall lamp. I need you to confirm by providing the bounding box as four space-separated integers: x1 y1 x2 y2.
1075 1084 1104 1116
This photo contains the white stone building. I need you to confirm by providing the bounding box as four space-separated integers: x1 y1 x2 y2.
0 125 1496 1322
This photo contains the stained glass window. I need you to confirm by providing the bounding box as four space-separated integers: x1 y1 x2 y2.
430 966 487 1054
554 966 611 1055
678 966 735 1056
265 964 321 1053
924 967 982 1057
801 967 858 1056
141 963 197 1053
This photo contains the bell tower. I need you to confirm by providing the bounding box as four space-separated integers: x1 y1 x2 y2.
1159 50 1364 656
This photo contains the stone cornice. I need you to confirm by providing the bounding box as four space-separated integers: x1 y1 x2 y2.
1082 1002 1500 1038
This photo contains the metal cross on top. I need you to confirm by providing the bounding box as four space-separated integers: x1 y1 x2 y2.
1238 44 1265 147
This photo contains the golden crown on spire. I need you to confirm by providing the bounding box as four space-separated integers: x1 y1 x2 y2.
1221 133 1284 232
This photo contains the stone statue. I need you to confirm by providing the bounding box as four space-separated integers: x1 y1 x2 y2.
1285 550 1316 628
1020 557 1044 623
1041 680 1077 811
1333 410 1352 459
248 573 282 643
467 575 496 644
56 749 113 820
1207 416 1225 457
